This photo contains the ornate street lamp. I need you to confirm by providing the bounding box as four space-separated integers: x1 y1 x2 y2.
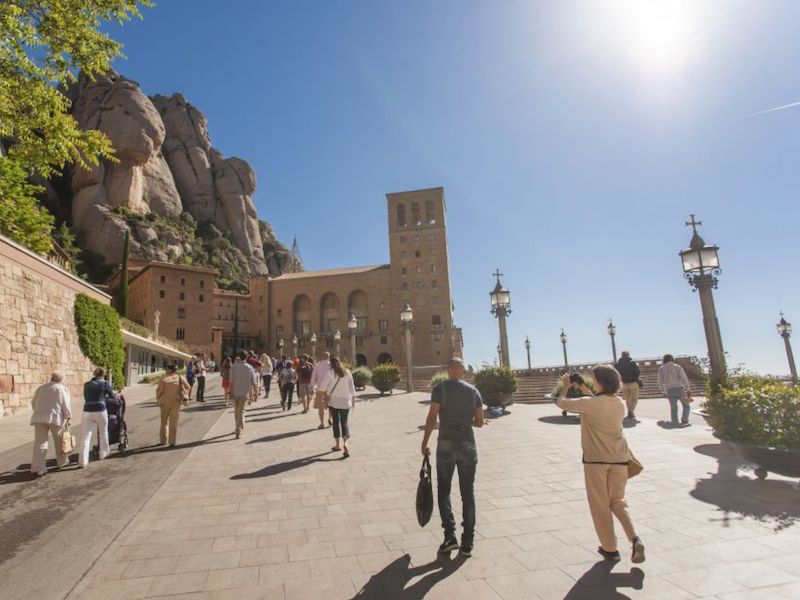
560 329 568 369
490 269 511 367
292 334 298 358
401 300 414 393
310 333 318 359
496 343 502 365
348 310 358 362
524 336 532 370
333 329 341 357
777 312 798 384
607 319 617 363
680 215 726 384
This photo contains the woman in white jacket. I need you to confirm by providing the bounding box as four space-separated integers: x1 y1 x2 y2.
30 372 73 477
320 356 356 458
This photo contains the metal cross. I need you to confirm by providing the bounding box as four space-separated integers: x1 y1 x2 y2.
493 269 503 284
685 214 702 234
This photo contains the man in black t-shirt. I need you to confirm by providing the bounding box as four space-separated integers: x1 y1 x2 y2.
421 357 484 557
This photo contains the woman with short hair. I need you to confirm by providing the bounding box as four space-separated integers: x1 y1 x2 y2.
79 367 113 467
155 364 190 447
30 372 73 477
556 364 645 564
320 356 357 458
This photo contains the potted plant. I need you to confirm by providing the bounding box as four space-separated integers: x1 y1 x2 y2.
430 370 448 389
473 366 518 409
351 366 372 391
371 363 401 395
550 376 596 417
704 371 800 482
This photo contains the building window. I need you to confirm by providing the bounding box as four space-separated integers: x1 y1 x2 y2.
426 200 436 224
432 315 442 325
399 235 405 243
415 265 422 274
178 308 186 319
180 292 185 301
299 340 306 349
428 233 435 241
430 265 437 273
199 294 204 302
159 290 165 299
380 301 386 309
402 267 407 275
326 338 333 348
160 275 166 284
397 203 407 227
416 281 424 289
180 277 186 286
356 337 363 347
277 309 282 317
429 249 436 257
379 319 388 331
176 327 185 340
433 333 441 342
276 326 283 337
415 250 420 258
411 201 421 225
432 296 439 305
200 280 205 288
402 282 408 290
381 336 388 345
431 280 438 289
400 251 407 259
413 235 420 243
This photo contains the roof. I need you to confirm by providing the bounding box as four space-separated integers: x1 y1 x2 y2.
385 186 444 197
128 261 218 285
271 264 390 281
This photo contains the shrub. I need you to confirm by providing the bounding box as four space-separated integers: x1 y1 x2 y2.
351 366 372 389
704 371 800 451
552 376 596 399
430 370 448 389
371 363 401 384
74 294 126 389
473 366 518 395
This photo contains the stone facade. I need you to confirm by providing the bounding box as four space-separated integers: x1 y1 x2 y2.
0 235 111 418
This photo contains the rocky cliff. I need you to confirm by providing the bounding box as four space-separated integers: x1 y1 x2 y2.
55 70 301 287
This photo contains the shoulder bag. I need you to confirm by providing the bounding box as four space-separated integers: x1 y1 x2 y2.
60 419 76 454
179 376 190 404
416 454 434 527
628 450 644 478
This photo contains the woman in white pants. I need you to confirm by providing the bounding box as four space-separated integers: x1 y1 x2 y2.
79 367 113 467
30 372 73 477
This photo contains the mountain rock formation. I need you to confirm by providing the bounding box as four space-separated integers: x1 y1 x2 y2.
56 70 300 286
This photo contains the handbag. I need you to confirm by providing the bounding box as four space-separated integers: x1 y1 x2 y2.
60 420 76 454
628 450 643 478
416 455 434 527
179 376 190 404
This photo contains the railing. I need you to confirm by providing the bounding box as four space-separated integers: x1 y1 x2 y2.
430 324 446 332
120 317 191 355
513 355 702 375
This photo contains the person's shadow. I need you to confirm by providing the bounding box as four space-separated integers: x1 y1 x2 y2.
563 561 644 599
351 553 466 599
230 451 339 479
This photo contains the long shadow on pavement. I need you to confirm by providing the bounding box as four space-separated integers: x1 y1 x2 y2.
246 428 317 445
231 451 339 480
562 561 644 599
246 412 302 423
538 415 580 425
351 553 466 599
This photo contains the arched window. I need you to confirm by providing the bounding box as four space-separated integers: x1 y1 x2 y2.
293 294 312 335
348 290 368 331
396 203 407 227
411 202 421 225
320 292 340 333
425 200 436 224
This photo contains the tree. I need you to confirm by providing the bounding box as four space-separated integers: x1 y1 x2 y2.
116 230 130 318
54 221 81 273
0 156 53 253
0 0 151 250
232 299 240 357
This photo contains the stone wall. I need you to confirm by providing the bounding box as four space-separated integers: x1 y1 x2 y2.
0 235 111 418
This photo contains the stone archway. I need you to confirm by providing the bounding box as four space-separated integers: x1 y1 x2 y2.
376 352 393 365
356 353 368 367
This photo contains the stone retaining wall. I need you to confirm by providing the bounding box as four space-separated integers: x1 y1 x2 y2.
0 235 111 418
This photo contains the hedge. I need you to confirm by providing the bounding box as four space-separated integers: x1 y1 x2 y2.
74 293 126 389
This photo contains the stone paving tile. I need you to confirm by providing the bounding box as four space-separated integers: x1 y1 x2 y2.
71 393 800 600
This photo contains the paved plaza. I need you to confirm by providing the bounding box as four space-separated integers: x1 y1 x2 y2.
57 381 800 600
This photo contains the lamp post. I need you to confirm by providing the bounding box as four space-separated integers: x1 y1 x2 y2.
607 319 617 363
560 329 568 369
496 343 502 365
401 300 414 393
489 269 511 368
333 329 341 357
348 310 358 363
310 333 317 359
680 215 726 384
292 334 298 358
524 336 532 370
777 312 798 384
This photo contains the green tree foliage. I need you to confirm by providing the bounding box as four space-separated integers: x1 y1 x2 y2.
54 221 81 273
73 293 126 389
0 156 54 253
430 370 448 389
116 230 130 318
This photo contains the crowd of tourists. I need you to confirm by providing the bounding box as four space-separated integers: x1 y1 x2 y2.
27 347 695 566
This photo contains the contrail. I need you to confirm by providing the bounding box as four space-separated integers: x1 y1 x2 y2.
745 100 800 117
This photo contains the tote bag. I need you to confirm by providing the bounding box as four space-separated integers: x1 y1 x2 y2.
60 420 76 454
416 455 434 527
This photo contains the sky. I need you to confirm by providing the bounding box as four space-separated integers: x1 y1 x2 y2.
106 0 800 374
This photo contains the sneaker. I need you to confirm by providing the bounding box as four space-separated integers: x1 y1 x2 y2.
438 536 459 553
598 547 621 561
631 538 645 564
460 542 473 557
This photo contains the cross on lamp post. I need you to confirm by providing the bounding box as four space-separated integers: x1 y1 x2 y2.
310 333 317 359
401 301 414 393
560 329 568 369
524 336 532 370
333 329 341 357
680 214 726 385
777 312 798 384
348 310 358 363
489 269 511 368
607 319 617 363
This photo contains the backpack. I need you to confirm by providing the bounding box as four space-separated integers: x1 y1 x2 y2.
298 364 313 379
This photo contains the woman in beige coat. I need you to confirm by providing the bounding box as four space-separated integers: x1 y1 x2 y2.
155 364 190 447
556 365 645 563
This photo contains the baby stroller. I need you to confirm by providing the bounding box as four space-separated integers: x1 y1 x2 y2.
93 392 129 456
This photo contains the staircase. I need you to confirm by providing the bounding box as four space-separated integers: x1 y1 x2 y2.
400 356 707 403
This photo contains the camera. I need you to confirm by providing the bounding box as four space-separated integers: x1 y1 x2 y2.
569 373 585 385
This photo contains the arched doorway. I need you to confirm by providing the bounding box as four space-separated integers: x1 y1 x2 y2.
320 292 339 333
376 352 393 365
356 353 368 367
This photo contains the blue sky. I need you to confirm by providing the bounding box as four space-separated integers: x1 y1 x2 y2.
107 1 800 374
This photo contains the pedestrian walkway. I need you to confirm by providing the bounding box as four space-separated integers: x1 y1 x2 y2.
68 390 800 600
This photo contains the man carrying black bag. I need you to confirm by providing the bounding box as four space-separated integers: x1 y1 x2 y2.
421 357 484 557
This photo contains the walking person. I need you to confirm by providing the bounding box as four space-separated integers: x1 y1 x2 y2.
320 356 356 458
279 359 297 411
420 358 484 557
260 353 272 398
246 351 262 405
30 372 73 477
615 351 641 420
186 355 196 400
155 364 190 447
221 357 232 407
657 354 692 425
556 365 645 564
230 352 256 439
78 367 113 468
310 352 332 429
297 354 314 414
274 355 287 405
195 353 208 403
